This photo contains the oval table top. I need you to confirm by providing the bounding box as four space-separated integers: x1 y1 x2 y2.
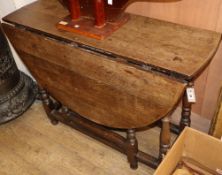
2 0 221 128
3 0 221 81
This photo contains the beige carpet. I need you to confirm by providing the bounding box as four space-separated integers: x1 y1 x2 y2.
0 102 176 175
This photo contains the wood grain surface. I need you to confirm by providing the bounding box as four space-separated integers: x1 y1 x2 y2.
3 0 221 80
126 0 222 119
3 24 185 128
0 103 158 175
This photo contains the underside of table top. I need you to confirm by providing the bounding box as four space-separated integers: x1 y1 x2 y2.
3 0 221 81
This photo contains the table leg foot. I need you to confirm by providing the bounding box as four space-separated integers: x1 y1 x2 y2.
159 116 171 162
126 129 138 169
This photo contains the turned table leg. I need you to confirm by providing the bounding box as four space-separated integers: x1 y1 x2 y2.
39 89 59 125
126 129 138 169
159 116 171 162
180 82 193 132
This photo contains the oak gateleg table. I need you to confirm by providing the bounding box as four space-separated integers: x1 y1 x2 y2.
2 0 221 169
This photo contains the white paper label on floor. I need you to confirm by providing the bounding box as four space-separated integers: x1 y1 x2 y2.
186 87 196 103
108 0 113 5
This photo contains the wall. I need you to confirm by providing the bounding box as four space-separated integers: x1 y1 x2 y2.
126 0 222 120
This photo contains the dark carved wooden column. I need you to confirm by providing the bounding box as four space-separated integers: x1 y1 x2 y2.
0 24 37 124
